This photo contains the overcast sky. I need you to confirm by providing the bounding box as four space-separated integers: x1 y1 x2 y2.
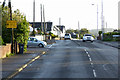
1 0 119 30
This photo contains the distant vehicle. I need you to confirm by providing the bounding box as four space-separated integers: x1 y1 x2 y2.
27 37 47 48
83 34 94 42
71 33 77 39
64 33 71 40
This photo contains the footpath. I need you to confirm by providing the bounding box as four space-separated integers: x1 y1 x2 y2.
95 40 120 49
2 53 42 79
1 39 56 79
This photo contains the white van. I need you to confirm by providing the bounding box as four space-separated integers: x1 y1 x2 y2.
64 33 71 40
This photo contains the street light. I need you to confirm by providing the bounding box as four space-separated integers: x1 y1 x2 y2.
101 0 104 40
92 4 99 37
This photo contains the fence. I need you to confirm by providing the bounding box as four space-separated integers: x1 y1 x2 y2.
0 44 11 58
0 43 19 58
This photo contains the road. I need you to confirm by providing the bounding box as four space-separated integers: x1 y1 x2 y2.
12 40 118 79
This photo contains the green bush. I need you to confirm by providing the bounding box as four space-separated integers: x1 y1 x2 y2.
2 7 30 51
92 35 95 39
103 38 112 41
30 30 36 36
103 32 120 41
6 53 14 57
0 36 4 45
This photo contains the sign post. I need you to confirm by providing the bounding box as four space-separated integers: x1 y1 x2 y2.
6 20 17 54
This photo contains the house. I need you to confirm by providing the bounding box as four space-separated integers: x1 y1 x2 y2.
29 22 53 32
29 22 65 38
56 25 66 38
52 26 62 37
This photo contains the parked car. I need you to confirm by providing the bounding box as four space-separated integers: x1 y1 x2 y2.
83 34 94 42
64 33 71 40
27 37 47 48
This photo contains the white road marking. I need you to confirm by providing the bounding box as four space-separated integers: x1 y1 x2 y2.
90 63 94 68
84 49 87 52
88 54 90 58
91 62 93 65
48 45 53 48
93 69 97 77
86 51 89 54
89 58 92 61
103 64 107 70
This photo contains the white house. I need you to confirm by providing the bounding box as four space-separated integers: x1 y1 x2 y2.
51 26 62 37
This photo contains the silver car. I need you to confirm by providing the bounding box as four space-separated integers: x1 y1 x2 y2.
83 34 94 42
64 33 71 40
27 37 47 47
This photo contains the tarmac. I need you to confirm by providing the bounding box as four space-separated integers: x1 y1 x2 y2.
1 40 119 79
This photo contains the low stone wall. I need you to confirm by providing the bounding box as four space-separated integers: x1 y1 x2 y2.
0 44 11 58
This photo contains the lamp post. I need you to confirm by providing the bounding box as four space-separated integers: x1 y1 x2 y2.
101 0 104 40
78 21 80 39
92 4 99 37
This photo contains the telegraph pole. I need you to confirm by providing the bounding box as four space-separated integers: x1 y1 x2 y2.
59 17 61 26
41 4 43 32
106 22 107 33
33 0 35 36
8 0 14 53
43 5 46 41
78 21 80 38
78 21 80 30
43 5 46 34
2 0 6 8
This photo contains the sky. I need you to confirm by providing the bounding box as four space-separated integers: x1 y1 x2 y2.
0 0 119 30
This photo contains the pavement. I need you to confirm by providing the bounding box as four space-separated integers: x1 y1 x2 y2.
1 39 119 79
1 39 55 79
95 40 119 49
2 53 44 79
46 39 56 44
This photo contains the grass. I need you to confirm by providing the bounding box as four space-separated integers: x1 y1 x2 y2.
6 53 14 57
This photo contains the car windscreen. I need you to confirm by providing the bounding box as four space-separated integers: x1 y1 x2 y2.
84 34 92 36
65 34 69 36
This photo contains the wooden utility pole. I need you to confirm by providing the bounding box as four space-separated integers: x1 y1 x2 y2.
8 0 14 53
78 21 80 30
43 5 46 34
59 17 61 26
78 21 80 39
43 5 46 41
2 0 6 8
33 0 35 36
106 22 107 33
41 4 43 32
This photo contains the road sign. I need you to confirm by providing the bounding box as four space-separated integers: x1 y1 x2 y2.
6 20 17 28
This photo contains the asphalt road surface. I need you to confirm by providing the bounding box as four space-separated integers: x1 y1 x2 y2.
13 40 118 79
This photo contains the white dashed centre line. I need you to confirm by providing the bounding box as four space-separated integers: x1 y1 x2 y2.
84 49 87 52
88 54 90 58
84 49 97 78
89 58 92 61
93 69 97 77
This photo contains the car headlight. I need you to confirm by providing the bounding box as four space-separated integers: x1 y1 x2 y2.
91 37 94 40
44 42 47 45
83 37 87 40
